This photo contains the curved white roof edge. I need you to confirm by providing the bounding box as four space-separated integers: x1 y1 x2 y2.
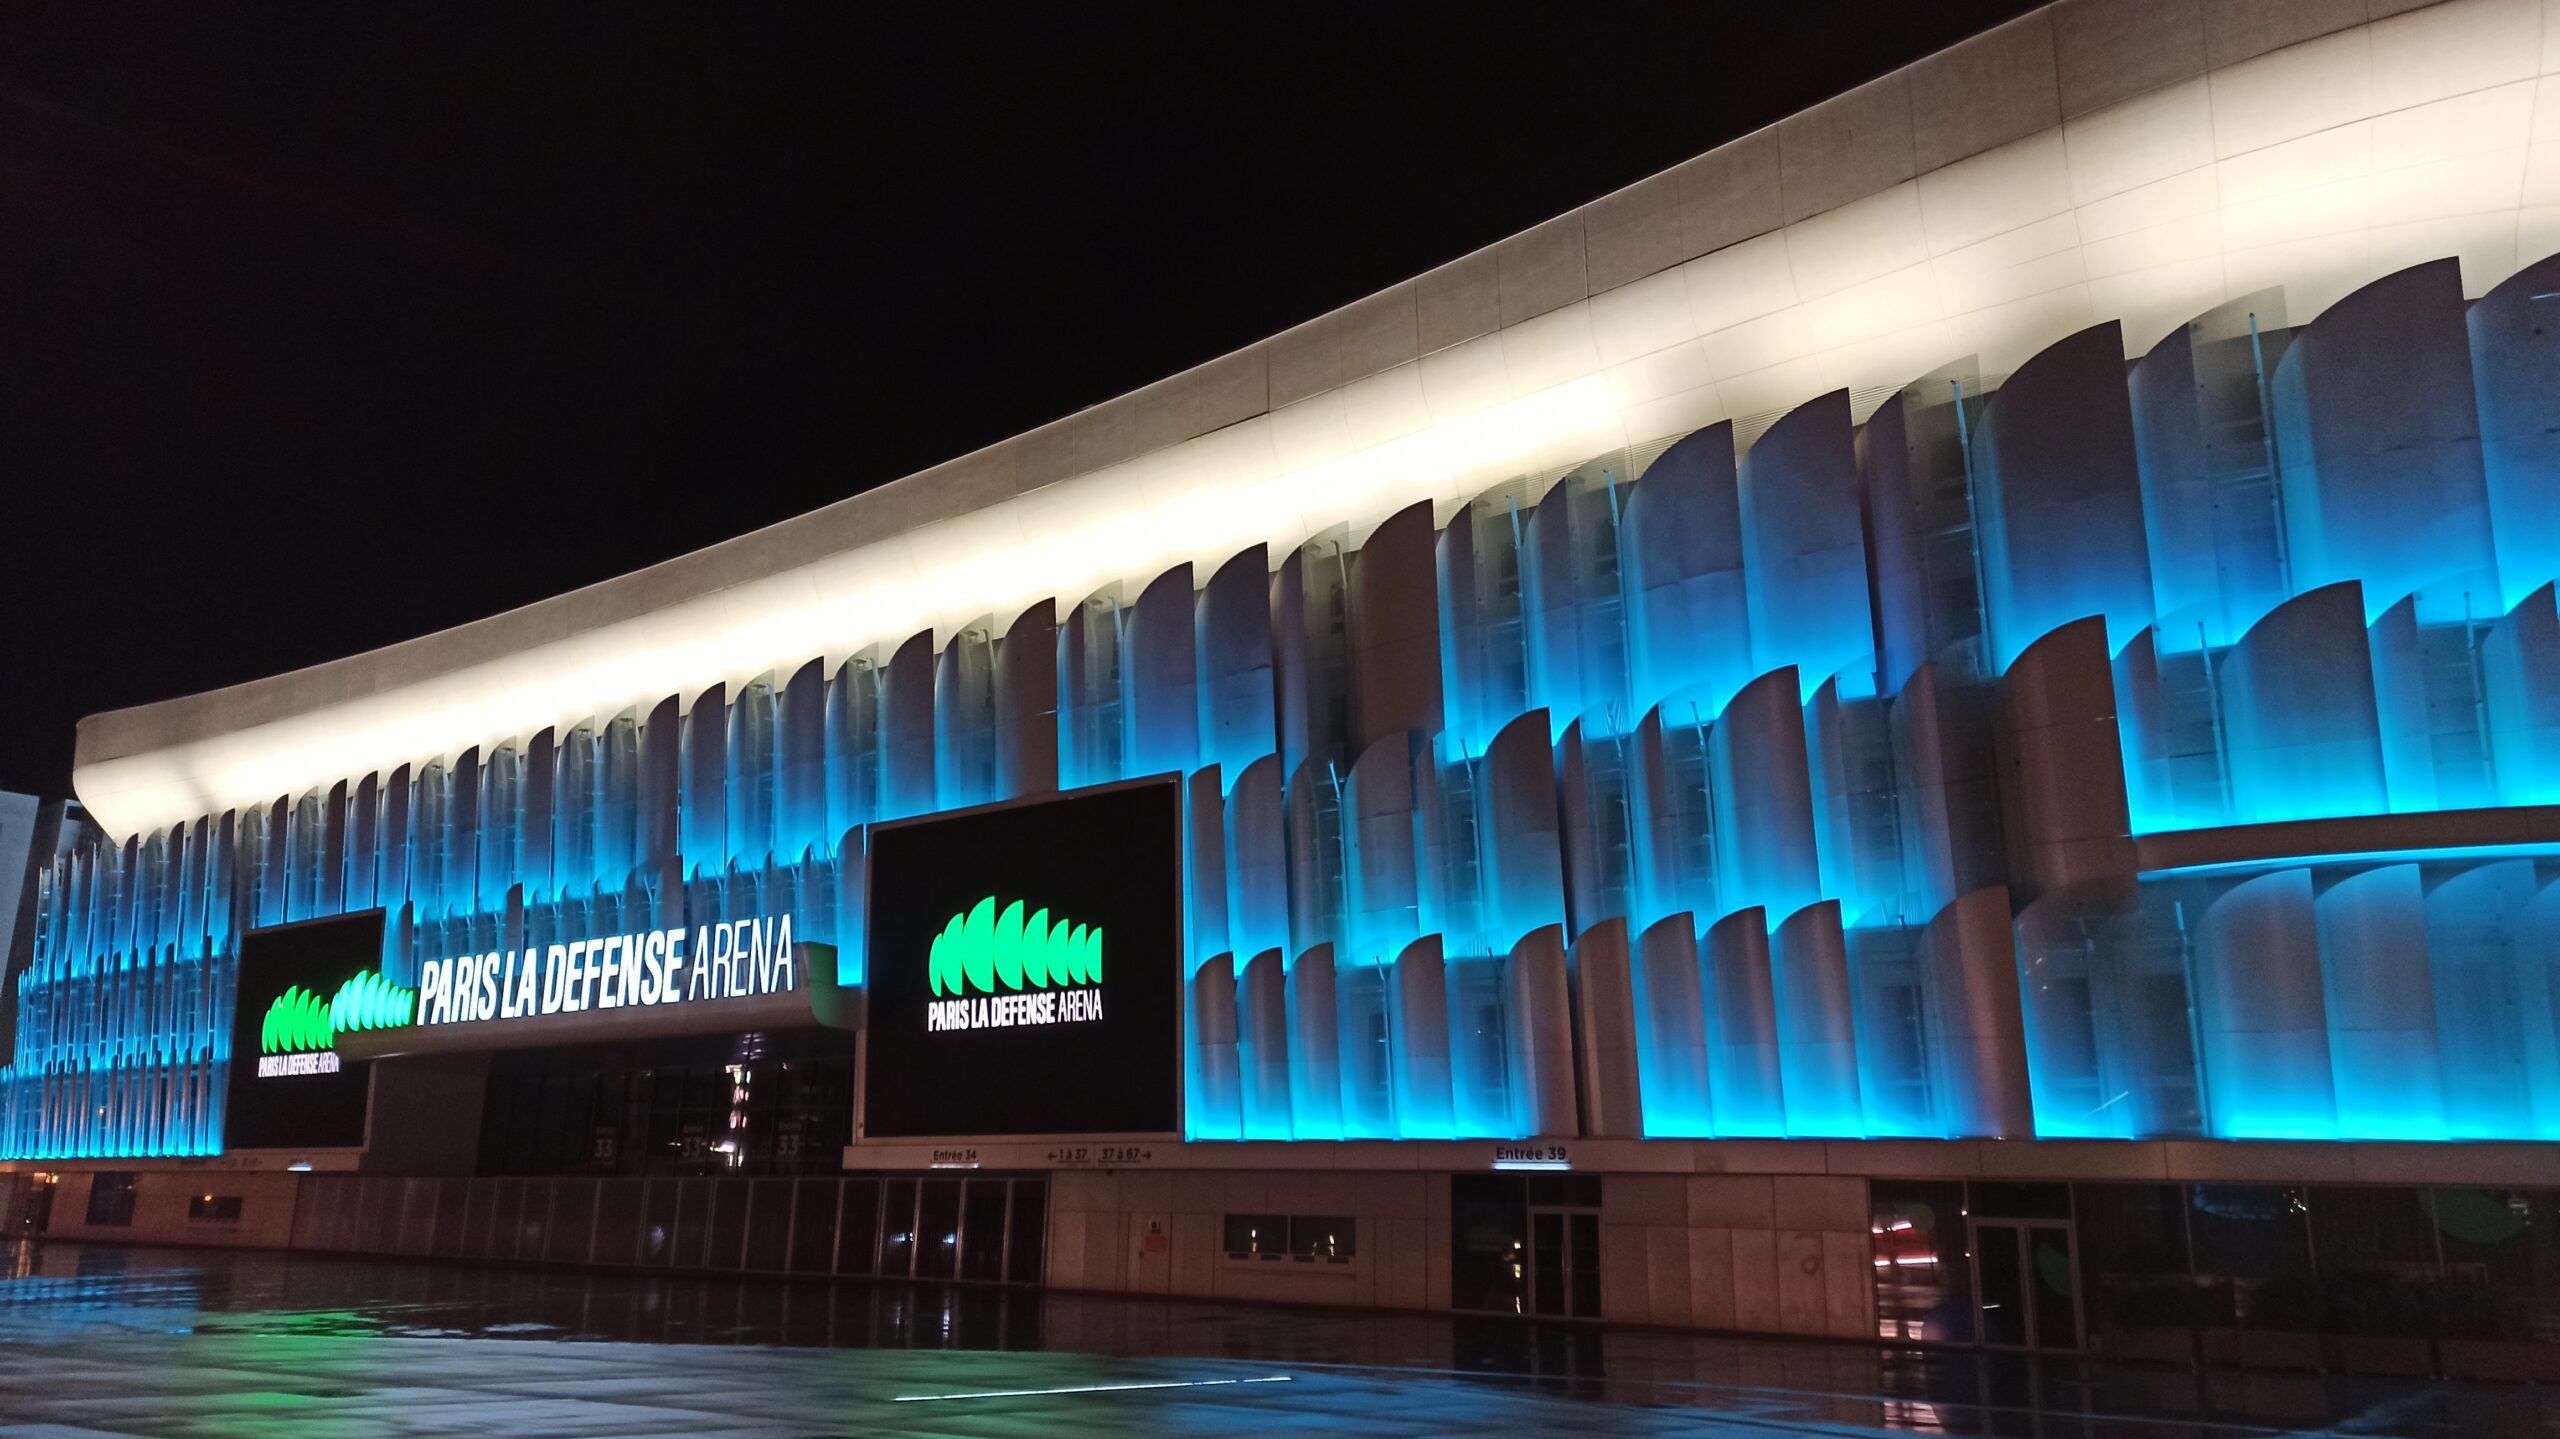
75 0 2556 840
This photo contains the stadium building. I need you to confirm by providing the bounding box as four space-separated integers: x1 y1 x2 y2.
9 0 2560 1370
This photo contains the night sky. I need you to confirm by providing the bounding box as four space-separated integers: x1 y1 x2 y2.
1 2 2039 800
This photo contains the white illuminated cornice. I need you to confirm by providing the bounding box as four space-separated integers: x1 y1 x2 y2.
72 0 2556 840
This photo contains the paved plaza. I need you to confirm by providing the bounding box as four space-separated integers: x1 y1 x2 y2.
0 1242 2546 1438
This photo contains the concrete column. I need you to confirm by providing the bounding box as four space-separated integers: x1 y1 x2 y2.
1198 545 1276 783
2274 257 2497 621
1995 616 2134 908
2469 252 2560 610
1969 322 2155 672
1128 563 1200 778
1223 754 1289 966
879 631 936 820
2426 861 2558 1138
2195 868 2334 1138
1343 731 1421 969
1711 667 1817 921
1740 389 1872 690
1772 900 1861 1137
1633 911 1711 1136
1185 767 1229 968
2313 864 2444 1139
1391 933 1454 1138
1348 500 1443 753
1621 419 1750 718
1235 946 1292 1140
935 617 996 810
1893 654 2005 914
1505 923 1576 1138
1187 955 1242 1141
679 691 724 878
1571 918 1642 1139
1703 907 1784 1136
2222 581 2385 823
2483 583 2560 805
1286 942 1342 1140
1920 886 2031 1139
777 658 827 860
1482 709 1566 941
997 601 1059 799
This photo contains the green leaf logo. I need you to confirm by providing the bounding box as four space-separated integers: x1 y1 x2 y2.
260 986 334 1055
331 969 416 1035
928 896 1102 997
258 969 417 1056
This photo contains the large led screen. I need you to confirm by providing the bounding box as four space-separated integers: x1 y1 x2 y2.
222 910 401 1151
862 777 1181 1139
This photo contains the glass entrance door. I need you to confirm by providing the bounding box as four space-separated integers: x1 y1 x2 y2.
1971 1220 2081 1350
1527 1207 1602 1319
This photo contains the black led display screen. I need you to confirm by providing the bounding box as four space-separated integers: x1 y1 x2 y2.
862 778 1182 1139
223 910 389 1151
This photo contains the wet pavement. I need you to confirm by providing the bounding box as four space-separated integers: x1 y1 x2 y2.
0 1242 2551 1437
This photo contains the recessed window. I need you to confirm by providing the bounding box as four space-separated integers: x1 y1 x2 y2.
1222 1213 1355 1263
187 1194 244 1223
84 1173 137 1227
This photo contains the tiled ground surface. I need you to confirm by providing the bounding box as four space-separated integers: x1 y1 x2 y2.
0 1243 2549 1437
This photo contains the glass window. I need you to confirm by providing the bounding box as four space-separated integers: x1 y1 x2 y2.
915 1179 961 1281
742 1178 793 1271
1450 1175 1528 1315
787 1179 839 1274
592 1178 643 1266
1223 1213 1285 1258
186 1193 243 1223
671 1177 710 1266
1006 1180 1046 1284
2076 1182 2213 1334
1290 1216 1356 1262
2308 1186 2436 1273
2431 1187 2558 1341
1871 1180 1972 1344
960 1180 1009 1282
547 1178 597 1263
2189 1183 2311 1327
1971 1181 2070 1220
705 1176 750 1268
638 1178 679 1265
838 1180 881 1277
879 1179 917 1278
85 1173 136 1228
2189 1184 2312 1280
1527 1174 1602 1209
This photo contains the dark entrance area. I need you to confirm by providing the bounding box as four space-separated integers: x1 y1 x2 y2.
475 1031 854 1178
1450 1173 1603 1319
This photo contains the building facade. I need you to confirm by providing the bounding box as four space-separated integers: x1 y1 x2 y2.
10 0 2560 1374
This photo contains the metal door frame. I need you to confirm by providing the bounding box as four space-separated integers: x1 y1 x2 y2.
1526 1203 1604 1321
1967 1216 2086 1352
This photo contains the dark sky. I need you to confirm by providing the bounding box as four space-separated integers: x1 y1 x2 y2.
0 2 2039 799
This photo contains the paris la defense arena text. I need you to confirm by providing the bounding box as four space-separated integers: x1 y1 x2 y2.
12 0 2560 1371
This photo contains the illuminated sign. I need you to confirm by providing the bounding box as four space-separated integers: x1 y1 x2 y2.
411 915 796 1027
924 897 1106 1032
225 912 391 1150
257 969 414 1077
863 779 1181 1139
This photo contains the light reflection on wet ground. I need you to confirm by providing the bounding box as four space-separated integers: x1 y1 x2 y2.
0 1241 2546 1437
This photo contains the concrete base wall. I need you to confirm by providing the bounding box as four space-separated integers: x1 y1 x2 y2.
41 1170 305 1250
1047 1167 1876 1339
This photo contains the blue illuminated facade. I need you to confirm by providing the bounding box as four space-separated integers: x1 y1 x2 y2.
8 248 2560 1163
